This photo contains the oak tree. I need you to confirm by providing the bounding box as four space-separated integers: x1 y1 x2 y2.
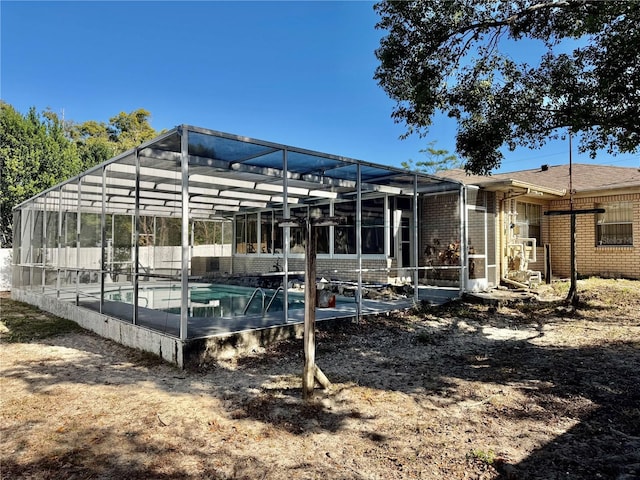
374 0 640 174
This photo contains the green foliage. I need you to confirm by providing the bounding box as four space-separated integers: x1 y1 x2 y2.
69 119 116 170
401 141 462 174
0 103 81 247
69 108 158 169
1 103 159 246
374 1 640 174
468 448 496 465
107 109 157 151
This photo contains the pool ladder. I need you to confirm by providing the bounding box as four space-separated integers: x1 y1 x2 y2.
242 286 284 315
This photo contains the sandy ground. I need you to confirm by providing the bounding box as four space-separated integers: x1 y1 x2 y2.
1 279 639 479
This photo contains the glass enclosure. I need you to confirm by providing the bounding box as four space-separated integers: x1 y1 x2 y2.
12 126 463 340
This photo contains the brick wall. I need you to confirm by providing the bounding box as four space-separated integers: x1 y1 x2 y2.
230 256 391 284
547 192 640 279
420 192 462 284
420 193 461 262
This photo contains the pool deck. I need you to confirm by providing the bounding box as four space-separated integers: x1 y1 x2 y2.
77 285 460 339
15 284 461 366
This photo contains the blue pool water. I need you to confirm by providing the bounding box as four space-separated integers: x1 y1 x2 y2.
103 283 349 319
187 284 305 317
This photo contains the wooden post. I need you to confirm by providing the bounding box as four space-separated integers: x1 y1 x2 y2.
280 215 334 400
544 244 552 284
302 218 332 400
568 212 577 304
303 219 317 399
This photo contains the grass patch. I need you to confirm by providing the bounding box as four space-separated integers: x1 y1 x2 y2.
0 298 83 343
468 448 496 465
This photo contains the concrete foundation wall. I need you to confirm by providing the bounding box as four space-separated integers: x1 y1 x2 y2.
184 322 306 369
11 288 185 367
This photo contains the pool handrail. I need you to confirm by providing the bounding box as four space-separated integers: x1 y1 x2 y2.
243 287 266 315
265 286 285 313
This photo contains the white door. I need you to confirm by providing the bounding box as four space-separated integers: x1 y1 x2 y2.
466 206 488 292
397 212 413 282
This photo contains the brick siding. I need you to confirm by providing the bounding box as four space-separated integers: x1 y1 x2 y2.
546 193 640 279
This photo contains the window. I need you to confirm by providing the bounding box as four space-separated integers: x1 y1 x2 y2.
273 210 283 253
289 206 307 253
236 212 283 254
258 211 283 253
310 205 331 254
235 215 246 253
261 211 273 253
596 202 633 246
362 198 385 254
334 201 356 254
516 202 541 244
246 214 258 253
234 214 258 253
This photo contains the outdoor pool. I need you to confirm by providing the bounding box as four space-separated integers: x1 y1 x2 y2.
103 283 345 318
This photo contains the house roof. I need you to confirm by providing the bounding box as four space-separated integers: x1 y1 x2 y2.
438 164 640 197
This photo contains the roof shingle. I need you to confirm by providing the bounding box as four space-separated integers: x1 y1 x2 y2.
438 164 640 193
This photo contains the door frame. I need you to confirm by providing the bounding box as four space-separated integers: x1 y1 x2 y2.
395 209 413 282
465 204 488 292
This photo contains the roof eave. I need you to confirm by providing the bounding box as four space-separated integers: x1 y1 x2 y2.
476 179 566 197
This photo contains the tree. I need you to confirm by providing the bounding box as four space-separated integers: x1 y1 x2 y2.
107 109 158 152
70 109 158 169
401 141 462 174
69 120 116 170
374 0 640 175
1 104 160 247
0 103 81 247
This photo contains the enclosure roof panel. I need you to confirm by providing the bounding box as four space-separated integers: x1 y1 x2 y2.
14 125 461 214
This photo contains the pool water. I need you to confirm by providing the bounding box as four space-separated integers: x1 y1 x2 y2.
186 285 306 317
104 283 307 318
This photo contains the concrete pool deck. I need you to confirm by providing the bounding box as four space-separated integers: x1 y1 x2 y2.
13 284 460 367
79 285 459 338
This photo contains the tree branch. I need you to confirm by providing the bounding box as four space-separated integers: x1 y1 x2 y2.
453 1 581 37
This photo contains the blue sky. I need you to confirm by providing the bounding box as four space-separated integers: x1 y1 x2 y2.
2 1 638 174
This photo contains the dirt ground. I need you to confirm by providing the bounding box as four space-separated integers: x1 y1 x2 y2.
1 278 639 480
